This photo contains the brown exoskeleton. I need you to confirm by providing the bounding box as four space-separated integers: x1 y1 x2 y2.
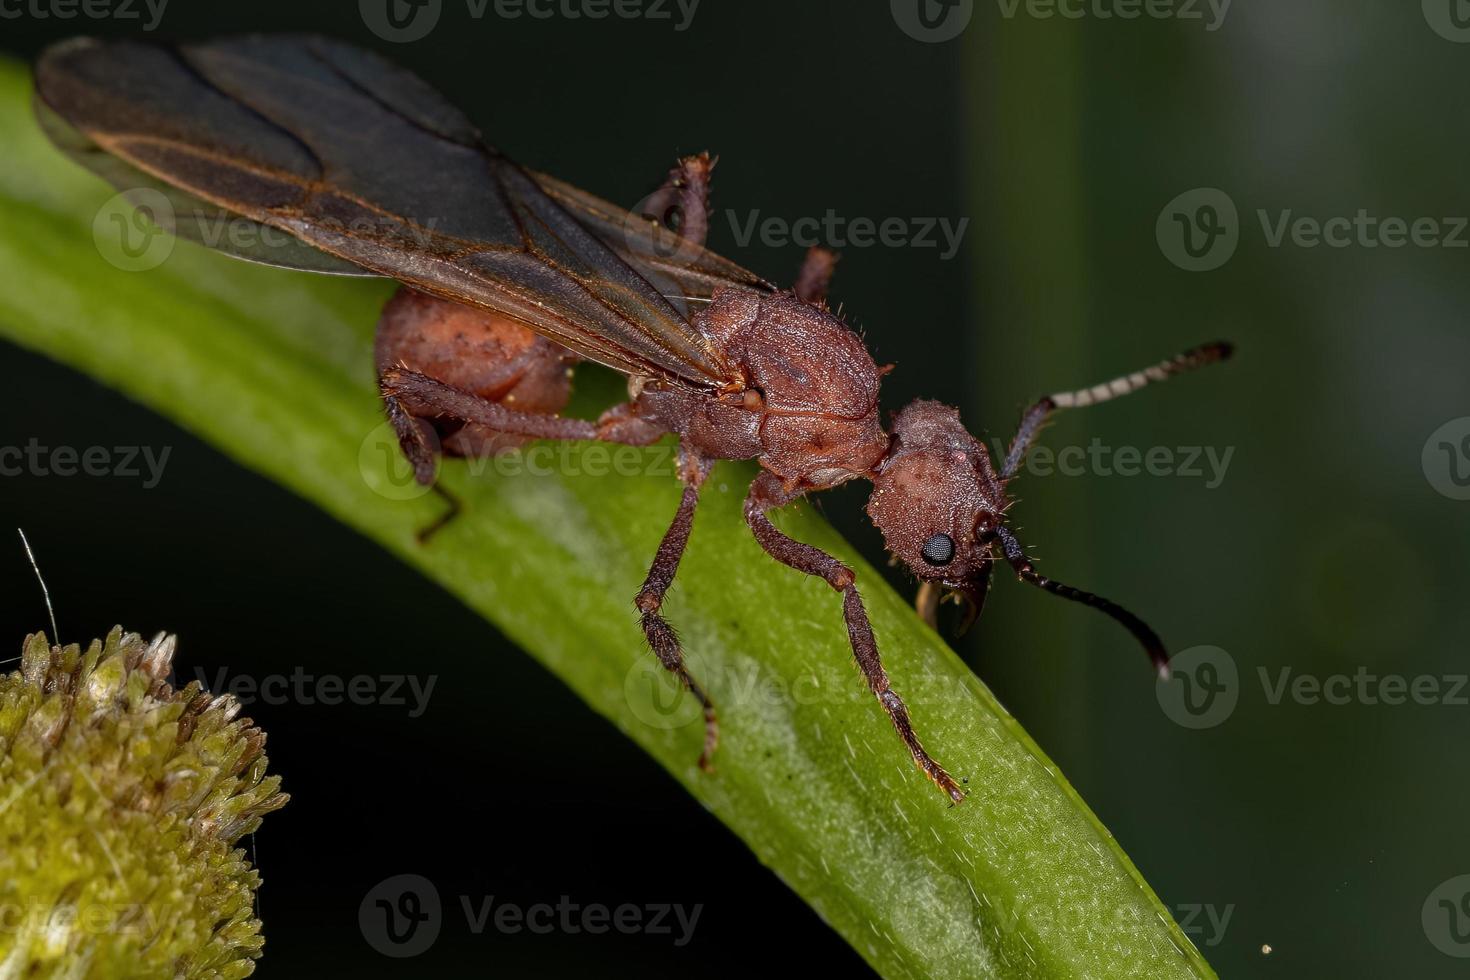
36 34 1232 802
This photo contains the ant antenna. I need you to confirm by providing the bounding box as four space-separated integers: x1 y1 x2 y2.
1002 341 1233 479
993 523 1170 679
17 528 59 642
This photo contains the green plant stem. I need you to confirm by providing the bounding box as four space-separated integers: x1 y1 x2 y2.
0 59 1214 979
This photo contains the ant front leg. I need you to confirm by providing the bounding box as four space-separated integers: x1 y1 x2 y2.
743 471 964 804
635 448 719 771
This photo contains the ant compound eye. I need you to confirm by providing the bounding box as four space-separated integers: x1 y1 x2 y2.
920 533 956 567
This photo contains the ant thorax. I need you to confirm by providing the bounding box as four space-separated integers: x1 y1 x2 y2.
641 288 891 490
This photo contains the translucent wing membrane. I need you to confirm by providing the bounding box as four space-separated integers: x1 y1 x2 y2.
527 170 772 318
35 96 376 276
34 34 743 388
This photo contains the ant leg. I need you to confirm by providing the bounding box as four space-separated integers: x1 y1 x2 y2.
380 383 442 486
793 246 838 305
375 288 583 540
387 367 678 448
642 152 715 246
594 401 668 446
378 381 466 543
635 449 719 770
1001 341 1234 479
381 369 673 541
743 471 964 804
382 367 599 441
415 485 462 545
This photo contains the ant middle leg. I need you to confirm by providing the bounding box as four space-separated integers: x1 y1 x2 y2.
743 471 964 804
634 448 719 771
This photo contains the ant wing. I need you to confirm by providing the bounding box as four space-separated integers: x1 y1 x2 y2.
527 170 775 318
35 96 378 276
34 34 736 389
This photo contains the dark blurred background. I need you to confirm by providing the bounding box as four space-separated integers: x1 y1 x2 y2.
3 0 1468 976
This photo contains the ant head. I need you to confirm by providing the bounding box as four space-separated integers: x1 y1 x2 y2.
866 400 1006 605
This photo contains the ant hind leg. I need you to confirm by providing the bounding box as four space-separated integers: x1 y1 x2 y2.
379 380 462 543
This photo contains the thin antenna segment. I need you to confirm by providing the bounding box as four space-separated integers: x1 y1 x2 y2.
17 528 59 642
